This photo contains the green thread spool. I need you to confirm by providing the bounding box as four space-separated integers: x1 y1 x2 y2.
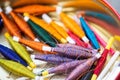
24 16 56 47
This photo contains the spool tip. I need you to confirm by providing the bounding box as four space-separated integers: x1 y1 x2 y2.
91 74 97 80
95 53 101 59
56 6 62 15
4 32 10 38
26 46 34 52
30 62 36 69
4 1 11 7
5 6 12 14
73 15 81 25
0 7 3 12
35 76 41 80
13 36 20 42
33 69 42 76
82 36 89 43
42 71 49 76
24 13 29 17
77 11 85 17
24 16 30 22
66 36 76 44
106 37 114 50
32 59 47 66
42 14 52 23
61 38 67 43
42 46 52 52
16 77 29 80
27 66 33 71
34 38 40 42
31 55 35 59
77 14 82 18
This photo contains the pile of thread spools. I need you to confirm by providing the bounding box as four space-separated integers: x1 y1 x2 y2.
0 0 120 80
